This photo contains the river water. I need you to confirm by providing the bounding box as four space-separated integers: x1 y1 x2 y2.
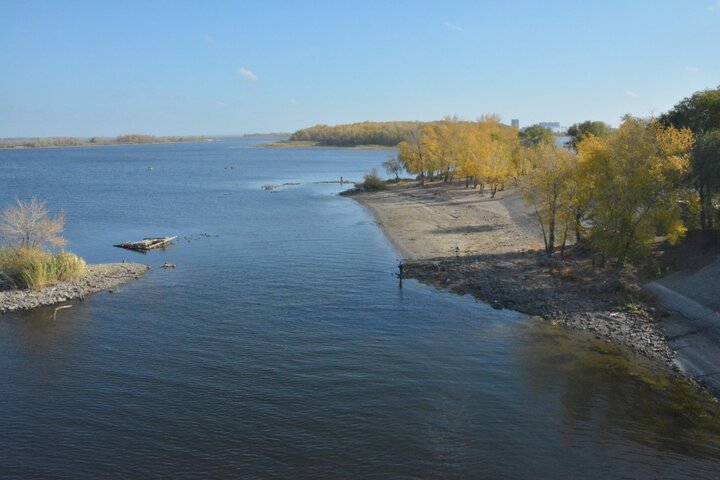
0 139 718 479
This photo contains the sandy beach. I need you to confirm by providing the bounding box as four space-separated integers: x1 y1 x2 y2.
349 180 677 368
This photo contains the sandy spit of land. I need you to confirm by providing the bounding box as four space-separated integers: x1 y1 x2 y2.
0 263 149 314
346 180 677 369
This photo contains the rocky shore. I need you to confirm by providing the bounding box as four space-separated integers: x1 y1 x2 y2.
405 253 675 367
349 181 676 369
0 263 149 314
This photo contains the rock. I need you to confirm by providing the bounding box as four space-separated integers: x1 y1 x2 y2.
0 263 149 315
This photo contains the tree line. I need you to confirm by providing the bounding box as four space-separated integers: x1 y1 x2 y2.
0 134 211 149
289 121 429 146
394 86 719 262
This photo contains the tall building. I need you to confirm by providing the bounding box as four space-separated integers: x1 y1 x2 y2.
511 119 519 129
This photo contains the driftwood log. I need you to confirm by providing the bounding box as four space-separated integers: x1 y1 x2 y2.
114 236 177 252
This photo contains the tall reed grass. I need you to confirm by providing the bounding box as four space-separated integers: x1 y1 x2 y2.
0 247 85 290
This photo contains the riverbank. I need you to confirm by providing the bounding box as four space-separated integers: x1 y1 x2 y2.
0 263 149 314
348 180 677 368
0 137 214 150
256 140 394 150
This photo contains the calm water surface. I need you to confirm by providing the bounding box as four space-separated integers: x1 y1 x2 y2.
1 140 719 479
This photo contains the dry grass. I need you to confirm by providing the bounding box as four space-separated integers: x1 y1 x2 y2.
0 247 85 290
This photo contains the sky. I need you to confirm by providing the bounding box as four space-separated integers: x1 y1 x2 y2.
0 0 718 137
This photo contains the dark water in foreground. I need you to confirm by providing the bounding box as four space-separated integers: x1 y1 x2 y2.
0 140 719 479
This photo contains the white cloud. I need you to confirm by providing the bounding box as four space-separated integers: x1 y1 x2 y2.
442 21 465 33
236 67 258 81
709 1 720 12
290 98 299 106
202 35 215 44
215 101 229 108
685 65 700 73
625 90 639 98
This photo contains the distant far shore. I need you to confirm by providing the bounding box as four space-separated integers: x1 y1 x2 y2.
0 263 149 314
256 140 395 150
0 135 215 150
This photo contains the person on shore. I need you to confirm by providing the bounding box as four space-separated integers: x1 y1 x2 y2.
340 176 344 185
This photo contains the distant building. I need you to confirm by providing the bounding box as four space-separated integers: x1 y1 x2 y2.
511 119 519 129
538 122 565 134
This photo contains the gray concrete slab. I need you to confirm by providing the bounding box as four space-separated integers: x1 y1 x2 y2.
646 264 720 395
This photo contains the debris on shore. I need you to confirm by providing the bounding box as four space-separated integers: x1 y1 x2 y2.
115 236 177 251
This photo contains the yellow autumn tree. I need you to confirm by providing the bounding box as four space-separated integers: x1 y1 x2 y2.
398 127 433 185
577 116 694 260
465 118 518 196
521 144 579 255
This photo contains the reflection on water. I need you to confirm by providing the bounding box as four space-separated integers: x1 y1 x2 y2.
1 140 719 479
520 320 720 459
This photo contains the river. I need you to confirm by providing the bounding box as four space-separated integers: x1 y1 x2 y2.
0 139 718 478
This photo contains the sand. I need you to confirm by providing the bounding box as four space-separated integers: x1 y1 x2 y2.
348 180 679 371
352 180 544 260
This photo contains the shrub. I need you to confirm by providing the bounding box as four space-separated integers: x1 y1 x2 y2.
0 247 85 290
17 255 52 291
52 251 86 281
361 168 386 191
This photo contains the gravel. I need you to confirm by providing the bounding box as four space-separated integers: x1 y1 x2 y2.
0 263 150 314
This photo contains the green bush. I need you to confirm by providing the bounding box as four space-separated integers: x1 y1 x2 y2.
0 247 85 290
361 168 386 191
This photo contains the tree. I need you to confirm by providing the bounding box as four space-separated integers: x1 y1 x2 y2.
398 127 433 185
0 197 66 250
694 130 720 238
577 116 693 260
567 120 613 151
521 144 578 255
382 155 404 180
660 86 720 242
659 86 720 133
520 124 554 148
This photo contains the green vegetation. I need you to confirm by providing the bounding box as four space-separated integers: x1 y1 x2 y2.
360 168 386 191
0 134 211 149
0 198 85 290
382 155 404 180
519 123 555 147
289 121 428 146
660 86 720 244
567 120 613 150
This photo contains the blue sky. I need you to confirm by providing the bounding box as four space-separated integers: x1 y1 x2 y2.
1 0 718 137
